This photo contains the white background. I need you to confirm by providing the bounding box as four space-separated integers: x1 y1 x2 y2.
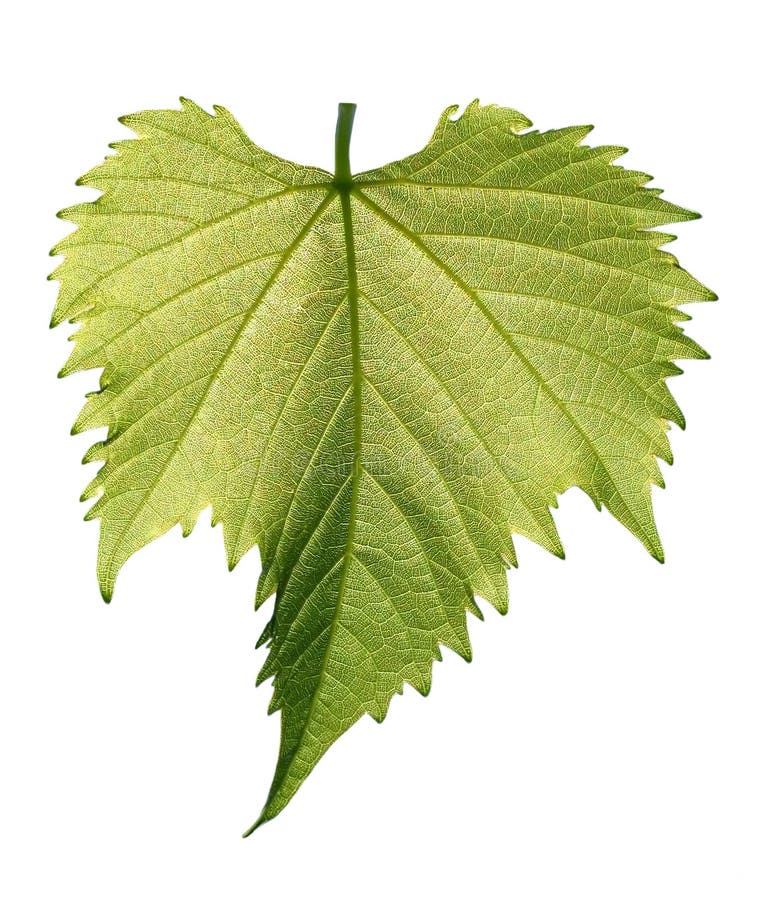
2 1 773 897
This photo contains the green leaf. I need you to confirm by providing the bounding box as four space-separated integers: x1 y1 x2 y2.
50 98 713 831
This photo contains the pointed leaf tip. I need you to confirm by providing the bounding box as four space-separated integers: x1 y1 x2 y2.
242 813 266 838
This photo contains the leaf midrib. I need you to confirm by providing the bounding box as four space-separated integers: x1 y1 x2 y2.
303 182 364 748
256 184 364 826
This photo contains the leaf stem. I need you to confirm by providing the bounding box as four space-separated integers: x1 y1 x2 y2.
334 102 356 190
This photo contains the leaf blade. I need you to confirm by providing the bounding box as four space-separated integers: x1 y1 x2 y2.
50 99 713 829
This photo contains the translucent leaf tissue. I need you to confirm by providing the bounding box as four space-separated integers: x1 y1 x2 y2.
49 99 714 831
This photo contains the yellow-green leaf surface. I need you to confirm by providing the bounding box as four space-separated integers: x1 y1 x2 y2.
50 99 713 831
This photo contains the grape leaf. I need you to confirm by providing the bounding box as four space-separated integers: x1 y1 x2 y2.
49 98 713 831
